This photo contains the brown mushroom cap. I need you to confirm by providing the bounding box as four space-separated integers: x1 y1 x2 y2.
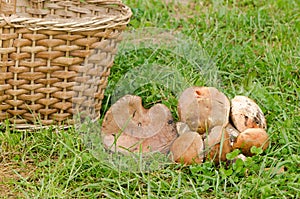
178 86 230 134
230 96 267 132
233 128 269 156
204 126 232 163
170 130 204 165
101 95 178 154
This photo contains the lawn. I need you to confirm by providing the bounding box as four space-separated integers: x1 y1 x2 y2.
0 0 299 198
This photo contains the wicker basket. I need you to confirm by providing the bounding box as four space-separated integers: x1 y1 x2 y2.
0 0 132 129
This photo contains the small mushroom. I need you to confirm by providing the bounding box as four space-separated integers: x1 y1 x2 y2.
204 126 232 163
178 86 230 134
233 128 269 156
231 154 247 163
101 95 178 154
230 96 267 132
236 154 247 162
170 122 204 165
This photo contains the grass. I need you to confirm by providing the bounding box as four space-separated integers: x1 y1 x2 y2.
1 0 299 198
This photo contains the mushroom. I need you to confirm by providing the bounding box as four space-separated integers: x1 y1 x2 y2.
204 125 232 163
101 95 178 154
230 96 267 132
231 154 247 163
178 86 230 134
169 122 204 165
232 128 269 156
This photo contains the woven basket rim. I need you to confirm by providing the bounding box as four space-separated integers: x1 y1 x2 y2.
0 0 132 32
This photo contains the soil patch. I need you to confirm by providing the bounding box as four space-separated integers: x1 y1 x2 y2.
0 153 36 198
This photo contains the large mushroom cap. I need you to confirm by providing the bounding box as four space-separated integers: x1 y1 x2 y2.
178 86 230 134
101 95 178 154
170 130 204 165
230 96 267 132
233 128 269 156
204 126 232 163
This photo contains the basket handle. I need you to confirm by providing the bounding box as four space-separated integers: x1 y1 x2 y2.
0 0 16 15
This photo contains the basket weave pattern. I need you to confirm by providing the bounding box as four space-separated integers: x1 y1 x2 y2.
0 0 131 128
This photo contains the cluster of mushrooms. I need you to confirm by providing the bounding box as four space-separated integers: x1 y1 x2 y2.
101 86 269 165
